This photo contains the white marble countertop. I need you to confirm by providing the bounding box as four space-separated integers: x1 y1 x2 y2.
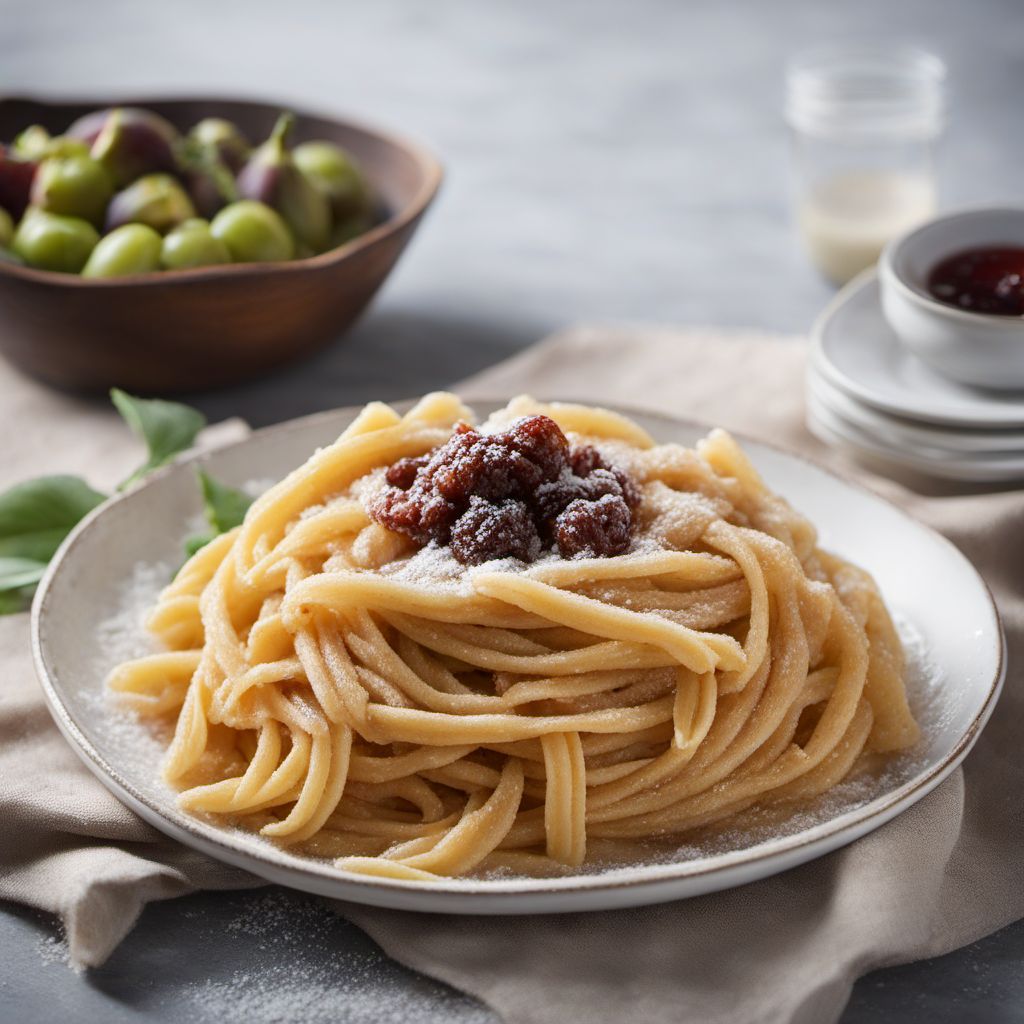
2 0 1023 1019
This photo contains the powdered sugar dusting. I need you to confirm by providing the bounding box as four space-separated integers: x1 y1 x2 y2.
193 892 489 1023
382 539 562 591
86 557 177 780
379 531 668 592
94 559 170 669
38 888 489 1017
36 929 78 973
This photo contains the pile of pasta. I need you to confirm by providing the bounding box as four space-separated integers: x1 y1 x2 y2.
109 393 919 880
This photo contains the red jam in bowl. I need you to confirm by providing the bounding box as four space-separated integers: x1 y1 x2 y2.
927 246 1024 317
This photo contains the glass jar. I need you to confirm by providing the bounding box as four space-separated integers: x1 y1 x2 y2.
786 44 946 285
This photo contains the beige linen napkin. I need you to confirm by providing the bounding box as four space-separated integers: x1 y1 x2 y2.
1 327 1021 1024
0 368 255 962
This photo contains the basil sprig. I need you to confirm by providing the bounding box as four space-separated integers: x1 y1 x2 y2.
0 391 247 614
184 469 253 557
110 388 206 489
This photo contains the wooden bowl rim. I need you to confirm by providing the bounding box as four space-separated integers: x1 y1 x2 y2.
0 92 443 288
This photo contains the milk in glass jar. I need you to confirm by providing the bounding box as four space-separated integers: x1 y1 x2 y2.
786 45 945 285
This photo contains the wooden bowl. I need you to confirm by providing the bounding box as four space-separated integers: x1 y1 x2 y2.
0 95 442 394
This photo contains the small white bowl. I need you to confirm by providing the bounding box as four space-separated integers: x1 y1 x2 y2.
879 205 1024 390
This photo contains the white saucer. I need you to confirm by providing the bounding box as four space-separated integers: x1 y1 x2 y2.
807 388 1024 482
807 366 1024 457
811 271 1024 430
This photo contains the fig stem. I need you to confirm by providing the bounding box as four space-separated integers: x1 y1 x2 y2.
180 138 239 203
268 113 296 159
208 157 239 202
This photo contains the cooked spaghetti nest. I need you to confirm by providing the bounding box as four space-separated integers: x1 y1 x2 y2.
109 393 919 880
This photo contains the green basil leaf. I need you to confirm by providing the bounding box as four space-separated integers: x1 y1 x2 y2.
183 531 217 558
181 472 253 560
197 469 252 534
111 388 207 488
0 556 47 591
0 587 33 615
0 475 107 562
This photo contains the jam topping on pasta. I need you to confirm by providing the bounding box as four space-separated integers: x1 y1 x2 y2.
369 414 640 563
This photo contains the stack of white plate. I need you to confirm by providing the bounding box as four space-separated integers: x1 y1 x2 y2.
808 272 1024 483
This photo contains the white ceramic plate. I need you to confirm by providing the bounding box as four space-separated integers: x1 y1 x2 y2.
811 270 1024 429
808 364 1024 457
806 388 1024 483
32 402 1005 914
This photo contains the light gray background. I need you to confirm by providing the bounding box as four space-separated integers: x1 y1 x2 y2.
2 0 1023 1020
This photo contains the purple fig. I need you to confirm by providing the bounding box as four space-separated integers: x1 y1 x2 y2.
84 107 179 188
176 138 238 219
236 113 329 252
0 145 37 219
190 118 250 174
66 108 112 145
105 173 195 234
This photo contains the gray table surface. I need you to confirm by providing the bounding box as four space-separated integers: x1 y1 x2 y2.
2 0 1023 1020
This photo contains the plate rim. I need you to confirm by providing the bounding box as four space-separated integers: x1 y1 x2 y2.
30 398 1007 908
810 270 1024 430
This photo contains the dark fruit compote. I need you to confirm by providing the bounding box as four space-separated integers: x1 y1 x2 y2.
927 247 1024 316
368 415 641 565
